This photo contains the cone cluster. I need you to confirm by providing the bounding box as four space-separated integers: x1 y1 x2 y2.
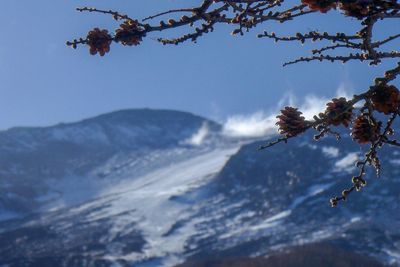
325 97 353 127
301 0 337 13
302 0 397 18
86 28 112 56
276 107 307 137
339 0 370 18
115 20 144 46
339 0 398 18
351 114 380 144
371 84 400 115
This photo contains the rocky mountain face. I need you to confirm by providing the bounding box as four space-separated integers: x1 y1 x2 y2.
0 109 221 214
0 109 398 267
177 244 385 267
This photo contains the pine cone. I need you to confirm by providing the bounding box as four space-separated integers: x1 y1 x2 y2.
339 0 397 18
302 0 337 13
115 20 145 46
351 114 380 144
87 28 112 56
276 107 307 137
339 1 370 18
370 84 400 115
325 97 353 127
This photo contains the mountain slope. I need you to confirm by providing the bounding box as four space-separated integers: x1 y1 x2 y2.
177 243 385 267
0 109 398 267
0 109 221 214
181 136 400 265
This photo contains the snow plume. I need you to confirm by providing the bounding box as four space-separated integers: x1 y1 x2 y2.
222 112 277 138
183 121 210 146
337 82 354 100
334 152 360 172
284 84 355 120
299 94 329 120
290 84 355 120
322 146 340 158
222 86 353 138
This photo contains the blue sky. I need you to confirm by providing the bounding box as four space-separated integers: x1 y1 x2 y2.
0 0 399 129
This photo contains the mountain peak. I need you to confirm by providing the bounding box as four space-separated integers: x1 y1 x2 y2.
83 108 213 124
0 108 221 149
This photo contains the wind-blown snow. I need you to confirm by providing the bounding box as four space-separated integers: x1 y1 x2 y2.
0 210 21 222
322 146 339 158
221 86 354 139
1 107 397 266
384 249 400 265
389 159 400 165
219 182 334 242
276 86 354 120
334 152 359 172
249 210 292 232
64 146 240 266
299 95 328 120
182 122 209 146
290 182 335 208
222 112 276 138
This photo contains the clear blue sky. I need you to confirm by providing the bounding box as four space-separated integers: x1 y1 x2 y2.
0 0 399 129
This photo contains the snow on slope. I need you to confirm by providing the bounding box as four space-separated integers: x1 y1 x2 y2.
42 146 240 266
1 109 400 267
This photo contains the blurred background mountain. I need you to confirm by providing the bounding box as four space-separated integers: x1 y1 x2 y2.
0 109 398 267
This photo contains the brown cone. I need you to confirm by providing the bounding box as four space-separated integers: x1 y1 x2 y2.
325 97 353 127
338 0 397 19
115 20 144 46
87 28 112 56
371 84 400 115
351 114 380 144
276 107 307 137
339 2 370 18
302 0 337 13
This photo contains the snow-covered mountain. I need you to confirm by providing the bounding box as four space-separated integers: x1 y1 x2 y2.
0 109 398 266
0 109 221 215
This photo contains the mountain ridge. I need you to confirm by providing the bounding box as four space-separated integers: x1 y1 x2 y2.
0 108 398 266
0 108 224 214
2 108 220 132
